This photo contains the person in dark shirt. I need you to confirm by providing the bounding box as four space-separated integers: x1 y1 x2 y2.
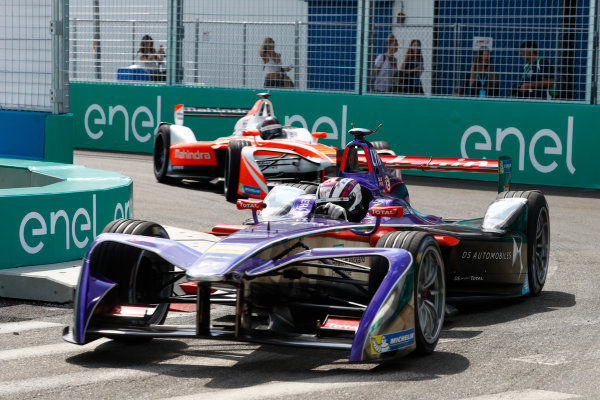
512 40 555 100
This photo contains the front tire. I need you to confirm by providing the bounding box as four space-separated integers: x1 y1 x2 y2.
497 190 550 296
97 219 173 338
375 231 445 355
224 140 251 202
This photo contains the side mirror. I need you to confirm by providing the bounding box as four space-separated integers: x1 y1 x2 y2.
236 199 264 210
369 206 404 218
242 130 261 137
311 131 328 139
237 199 264 224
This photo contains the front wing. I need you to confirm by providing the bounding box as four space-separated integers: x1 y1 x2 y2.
64 233 415 363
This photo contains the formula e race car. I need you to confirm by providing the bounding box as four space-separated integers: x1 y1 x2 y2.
65 127 550 363
153 93 347 201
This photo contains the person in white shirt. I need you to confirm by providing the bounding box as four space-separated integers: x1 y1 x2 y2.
373 34 399 93
260 37 292 88
136 34 165 81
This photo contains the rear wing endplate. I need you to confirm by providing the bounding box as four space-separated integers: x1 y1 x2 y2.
378 154 512 193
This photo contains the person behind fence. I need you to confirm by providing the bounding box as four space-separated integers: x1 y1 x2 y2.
398 39 425 94
511 40 555 100
372 34 399 93
136 34 165 82
260 37 293 88
455 47 499 98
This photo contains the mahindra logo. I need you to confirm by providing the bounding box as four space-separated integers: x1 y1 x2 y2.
174 149 211 160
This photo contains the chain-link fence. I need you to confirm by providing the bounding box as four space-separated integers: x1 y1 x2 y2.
63 0 600 103
1 0 68 113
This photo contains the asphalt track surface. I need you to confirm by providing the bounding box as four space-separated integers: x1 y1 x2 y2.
1 149 599 400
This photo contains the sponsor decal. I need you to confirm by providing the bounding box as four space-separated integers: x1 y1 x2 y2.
460 251 512 260
383 175 391 192
84 96 161 143
19 194 131 255
206 246 249 255
319 317 359 332
461 116 575 174
239 184 262 197
174 149 212 160
331 256 367 266
369 206 403 218
236 199 263 210
453 275 484 282
371 328 415 354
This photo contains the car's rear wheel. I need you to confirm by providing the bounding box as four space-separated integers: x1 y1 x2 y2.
277 182 318 195
496 190 550 296
224 140 251 202
374 230 445 355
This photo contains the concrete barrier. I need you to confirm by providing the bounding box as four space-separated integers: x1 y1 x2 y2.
0 158 133 270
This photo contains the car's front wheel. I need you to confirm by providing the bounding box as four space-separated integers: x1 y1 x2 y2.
375 230 446 355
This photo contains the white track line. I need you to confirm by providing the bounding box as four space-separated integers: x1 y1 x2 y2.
0 338 110 362
459 389 579 399
0 320 62 334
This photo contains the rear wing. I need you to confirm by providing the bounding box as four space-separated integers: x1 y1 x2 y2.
376 154 512 193
174 104 250 125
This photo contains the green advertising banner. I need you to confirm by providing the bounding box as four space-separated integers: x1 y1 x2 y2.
0 159 133 269
71 83 599 189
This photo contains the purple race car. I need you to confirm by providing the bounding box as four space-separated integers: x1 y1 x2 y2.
63 127 550 362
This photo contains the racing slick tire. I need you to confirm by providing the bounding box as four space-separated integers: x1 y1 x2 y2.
374 231 445 355
153 124 175 184
496 190 550 296
370 141 390 150
96 219 173 342
224 139 251 202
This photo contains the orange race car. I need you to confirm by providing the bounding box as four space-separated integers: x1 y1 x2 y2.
153 93 346 201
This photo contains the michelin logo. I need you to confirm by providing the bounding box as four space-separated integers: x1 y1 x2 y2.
371 328 415 354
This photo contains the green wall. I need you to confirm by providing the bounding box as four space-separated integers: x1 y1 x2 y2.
71 83 598 189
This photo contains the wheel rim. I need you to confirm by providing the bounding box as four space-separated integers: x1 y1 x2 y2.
416 247 445 344
533 207 550 286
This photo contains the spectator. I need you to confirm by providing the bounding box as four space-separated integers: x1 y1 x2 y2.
456 47 499 98
136 34 165 82
372 34 399 93
398 39 425 94
260 37 293 88
512 40 555 100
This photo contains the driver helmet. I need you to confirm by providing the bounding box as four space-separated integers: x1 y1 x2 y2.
259 117 283 139
317 177 367 222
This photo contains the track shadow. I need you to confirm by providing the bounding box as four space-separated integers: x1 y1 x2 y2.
66 337 469 389
445 290 575 329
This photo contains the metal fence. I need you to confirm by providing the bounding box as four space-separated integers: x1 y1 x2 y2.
59 0 600 104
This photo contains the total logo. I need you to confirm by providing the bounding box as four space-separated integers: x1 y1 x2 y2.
461 116 575 174
19 194 131 255
85 96 162 143
174 149 211 160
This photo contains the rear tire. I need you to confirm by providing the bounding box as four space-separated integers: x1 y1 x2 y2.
224 140 251 202
375 231 445 355
154 125 173 183
496 190 550 296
